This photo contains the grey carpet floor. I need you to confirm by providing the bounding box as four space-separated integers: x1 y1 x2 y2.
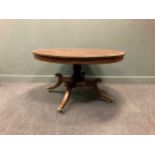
0 82 155 135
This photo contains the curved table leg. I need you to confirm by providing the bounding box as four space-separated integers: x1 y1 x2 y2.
57 85 71 112
47 73 63 92
94 84 114 103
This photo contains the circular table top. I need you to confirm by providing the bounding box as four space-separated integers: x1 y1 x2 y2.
33 48 126 64
33 48 125 59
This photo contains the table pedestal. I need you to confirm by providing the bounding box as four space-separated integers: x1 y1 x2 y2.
47 64 114 112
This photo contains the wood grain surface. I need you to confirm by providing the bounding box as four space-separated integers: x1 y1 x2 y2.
33 48 126 64
33 48 125 59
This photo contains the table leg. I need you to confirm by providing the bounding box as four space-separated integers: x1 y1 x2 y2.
93 83 114 103
48 64 114 112
57 84 72 112
47 73 63 92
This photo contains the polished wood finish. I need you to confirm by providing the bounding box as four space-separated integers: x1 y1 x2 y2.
33 48 125 58
33 54 124 64
32 48 126 112
47 73 63 91
57 84 71 112
33 48 125 65
48 72 113 112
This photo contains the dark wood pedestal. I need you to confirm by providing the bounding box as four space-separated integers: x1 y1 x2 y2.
47 64 113 112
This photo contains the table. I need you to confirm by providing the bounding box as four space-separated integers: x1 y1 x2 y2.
33 48 125 112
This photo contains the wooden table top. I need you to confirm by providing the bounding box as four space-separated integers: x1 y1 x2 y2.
33 48 126 64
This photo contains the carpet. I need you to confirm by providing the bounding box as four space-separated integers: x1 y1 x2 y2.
0 82 155 135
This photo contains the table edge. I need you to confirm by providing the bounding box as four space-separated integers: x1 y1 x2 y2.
32 49 126 59
33 54 125 65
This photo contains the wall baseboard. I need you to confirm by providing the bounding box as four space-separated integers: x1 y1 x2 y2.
0 74 155 83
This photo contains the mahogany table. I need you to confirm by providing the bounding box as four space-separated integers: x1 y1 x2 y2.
33 48 125 112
